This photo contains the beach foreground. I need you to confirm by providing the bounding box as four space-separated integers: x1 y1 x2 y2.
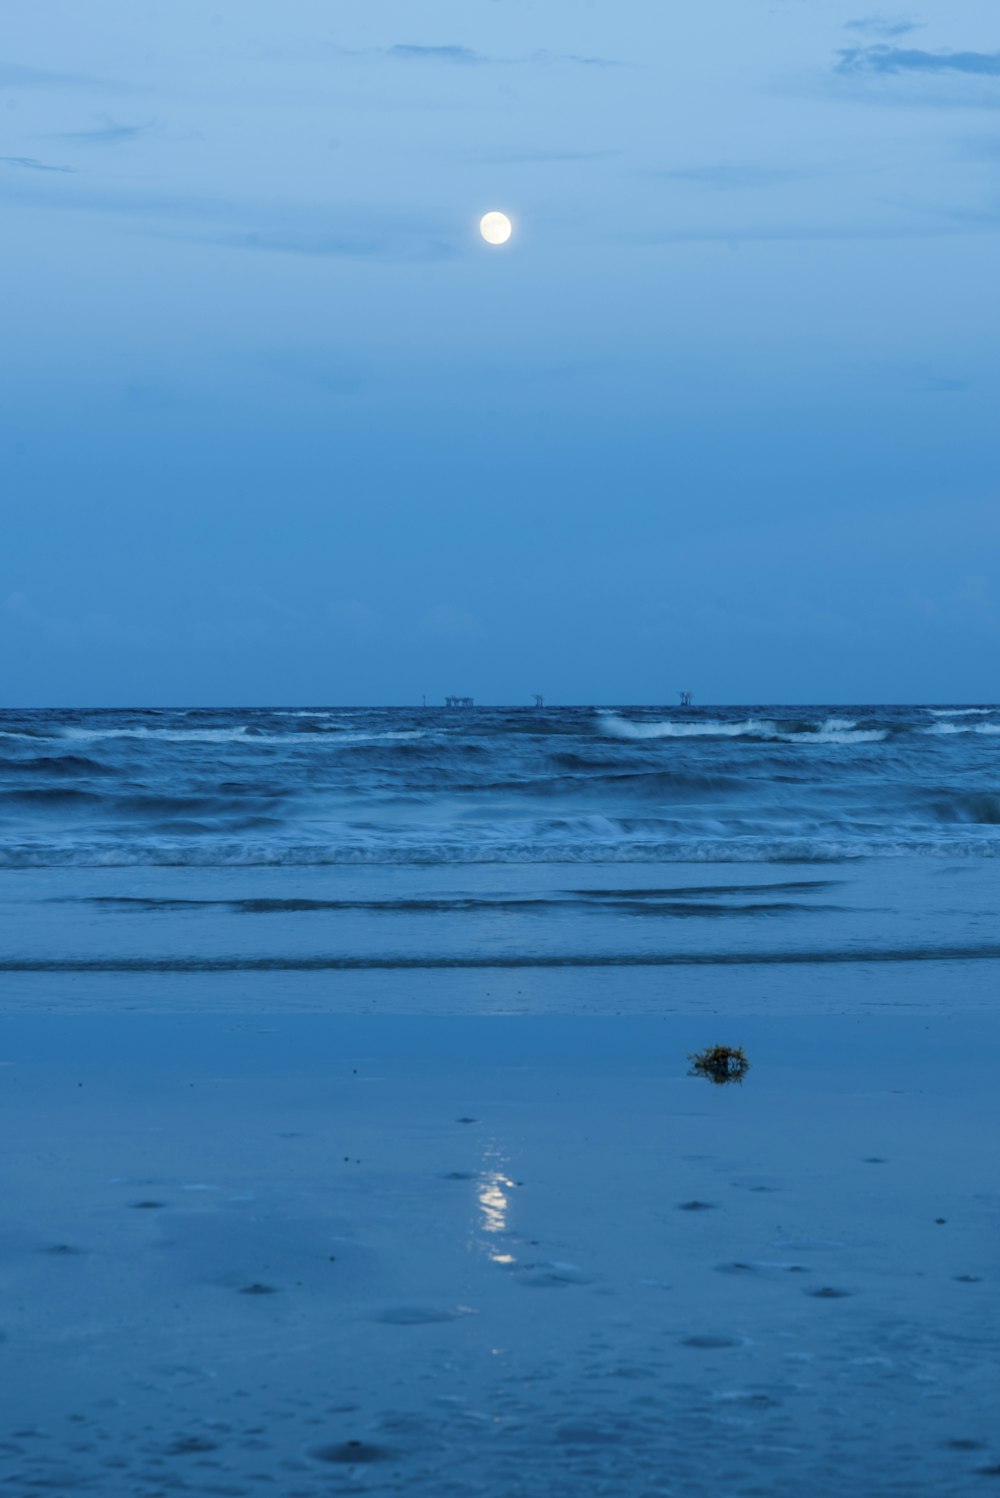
3 1003 998 1497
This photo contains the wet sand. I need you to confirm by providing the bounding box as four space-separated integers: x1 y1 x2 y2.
1 1006 998 1496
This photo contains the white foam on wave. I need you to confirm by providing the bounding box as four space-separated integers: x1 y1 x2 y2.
3 833 999 868
925 721 1000 737
597 713 884 746
598 714 780 740
929 707 996 717
791 726 886 745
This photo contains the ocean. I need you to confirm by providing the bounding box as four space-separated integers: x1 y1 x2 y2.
2 703 999 989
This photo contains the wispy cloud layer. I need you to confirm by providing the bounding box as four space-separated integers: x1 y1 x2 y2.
837 46 1000 77
0 155 75 174
0 172 459 262
0 60 126 91
381 43 616 68
844 18 919 39
208 226 458 262
657 164 812 189
54 115 155 144
387 44 482 64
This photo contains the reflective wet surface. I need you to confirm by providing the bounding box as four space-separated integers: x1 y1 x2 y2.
1 1010 997 1496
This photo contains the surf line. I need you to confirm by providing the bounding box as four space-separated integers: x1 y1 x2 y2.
5 945 1000 972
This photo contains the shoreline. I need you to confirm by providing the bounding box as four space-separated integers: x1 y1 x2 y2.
2 951 998 1014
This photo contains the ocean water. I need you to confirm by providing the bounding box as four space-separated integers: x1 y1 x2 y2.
2 704 999 984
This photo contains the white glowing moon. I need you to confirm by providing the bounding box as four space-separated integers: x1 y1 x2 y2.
479 210 513 246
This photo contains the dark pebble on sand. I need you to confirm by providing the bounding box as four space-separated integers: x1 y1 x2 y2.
808 1287 851 1298
455 1117 478 1124
310 1440 395 1465
935 1218 947 1224
167 1436 219 1455
239 1283 278 1296
681 1334 741 1349
678 1200 716 1212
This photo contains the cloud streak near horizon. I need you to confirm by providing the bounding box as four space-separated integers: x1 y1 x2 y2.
382 42 617 68
53 115 155 144
837 45 1000 77
1 155 75 173
844 18 919 39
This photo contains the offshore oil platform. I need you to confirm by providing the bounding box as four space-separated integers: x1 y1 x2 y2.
443 695 545 708
679 691 694 707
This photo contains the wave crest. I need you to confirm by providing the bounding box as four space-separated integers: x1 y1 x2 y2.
597 713 886 745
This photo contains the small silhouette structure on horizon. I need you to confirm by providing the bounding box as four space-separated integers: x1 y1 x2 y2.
445 696 474 708
533 694 544 709
679 691 694 708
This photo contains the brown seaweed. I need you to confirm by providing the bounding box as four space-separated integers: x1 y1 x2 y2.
688 1043 750 1085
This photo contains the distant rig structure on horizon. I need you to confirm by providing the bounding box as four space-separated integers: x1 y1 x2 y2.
441 694 545 709
678 691 694 707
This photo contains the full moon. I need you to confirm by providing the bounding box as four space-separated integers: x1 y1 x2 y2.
479 211 513 246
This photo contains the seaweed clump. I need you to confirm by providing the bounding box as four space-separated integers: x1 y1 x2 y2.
688 1044 750 1086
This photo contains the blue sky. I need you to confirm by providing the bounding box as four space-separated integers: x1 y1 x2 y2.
2 0 998 705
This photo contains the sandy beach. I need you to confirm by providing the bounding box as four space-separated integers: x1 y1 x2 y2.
3 992 998 1496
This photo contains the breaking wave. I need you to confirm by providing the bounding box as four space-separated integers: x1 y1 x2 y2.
598 713 888 745
1 704 999 867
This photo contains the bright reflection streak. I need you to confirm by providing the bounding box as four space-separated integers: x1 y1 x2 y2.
478 1174 511 1233
477 1150 518 1264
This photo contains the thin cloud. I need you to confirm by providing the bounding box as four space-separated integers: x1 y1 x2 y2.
478 146 623 164
209 226 458 263
0 173 459 262
837 46 1000 77
387 44 483 64
54 114 156 144
0 155 75 174
533 51 619 68
638 216 1000 247
657 164 813 189
381 43 617 68
844 18 919 39
0 60 129 91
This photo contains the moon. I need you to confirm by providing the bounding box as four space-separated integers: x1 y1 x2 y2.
479 211 513 246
